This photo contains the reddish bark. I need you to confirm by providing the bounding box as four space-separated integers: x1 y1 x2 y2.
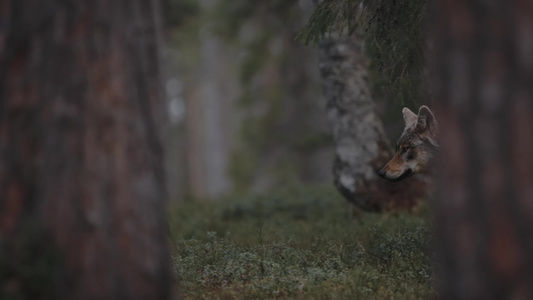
0 1 171 299
431 0 533 298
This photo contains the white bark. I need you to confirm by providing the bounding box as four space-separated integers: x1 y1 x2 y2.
319 32 391 208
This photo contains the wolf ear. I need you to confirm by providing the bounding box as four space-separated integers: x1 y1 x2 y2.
402 107 418 128
416 106 438 137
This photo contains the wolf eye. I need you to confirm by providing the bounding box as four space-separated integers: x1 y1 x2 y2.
401 147 409 154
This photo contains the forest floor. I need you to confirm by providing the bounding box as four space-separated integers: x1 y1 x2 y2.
168 185 434 299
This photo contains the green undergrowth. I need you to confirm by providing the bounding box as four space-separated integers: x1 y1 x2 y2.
168 186 434 299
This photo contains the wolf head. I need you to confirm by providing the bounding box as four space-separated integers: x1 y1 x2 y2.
378 106 438 182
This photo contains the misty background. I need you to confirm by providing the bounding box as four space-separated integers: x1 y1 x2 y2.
161 0 410 202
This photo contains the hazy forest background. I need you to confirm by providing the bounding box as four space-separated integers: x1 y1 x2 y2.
163 0 425 201
2 0 533 299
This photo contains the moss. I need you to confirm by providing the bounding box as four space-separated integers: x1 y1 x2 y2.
169 186 435 299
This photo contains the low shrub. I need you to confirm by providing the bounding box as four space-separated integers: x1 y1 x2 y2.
169 185 434 299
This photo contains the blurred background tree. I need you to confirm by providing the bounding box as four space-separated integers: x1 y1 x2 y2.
162 0 431 204
162 0 334 200
160 0 431 209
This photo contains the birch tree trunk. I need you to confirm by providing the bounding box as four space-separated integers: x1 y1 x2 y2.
432 0 533 298
0 1 172 299
319 32 427 211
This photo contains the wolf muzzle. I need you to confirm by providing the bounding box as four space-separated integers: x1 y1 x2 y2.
378 169 413 182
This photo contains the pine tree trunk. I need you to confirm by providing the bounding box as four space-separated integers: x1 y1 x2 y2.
319 32 428 211
0 1 172 299
431 1 533 298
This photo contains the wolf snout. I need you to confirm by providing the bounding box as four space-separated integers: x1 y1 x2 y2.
378 169 387 178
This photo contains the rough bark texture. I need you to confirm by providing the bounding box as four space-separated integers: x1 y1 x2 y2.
0 1 172 299
319 33 428 211
431 0 533 298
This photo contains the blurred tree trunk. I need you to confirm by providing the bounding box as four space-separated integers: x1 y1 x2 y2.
432 1 533 298
0 1 172 299
319 32 427 211
200 34 232 197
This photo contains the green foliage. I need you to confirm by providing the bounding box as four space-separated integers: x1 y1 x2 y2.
365 0 428 105
296 0 361 45
169 186 434 299
298 0 428 106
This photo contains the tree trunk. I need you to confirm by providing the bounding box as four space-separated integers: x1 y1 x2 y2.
431 1 533 298
319 32 428 211
0 1 172 299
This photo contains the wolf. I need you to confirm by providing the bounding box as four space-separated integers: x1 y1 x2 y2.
378 106 438 182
